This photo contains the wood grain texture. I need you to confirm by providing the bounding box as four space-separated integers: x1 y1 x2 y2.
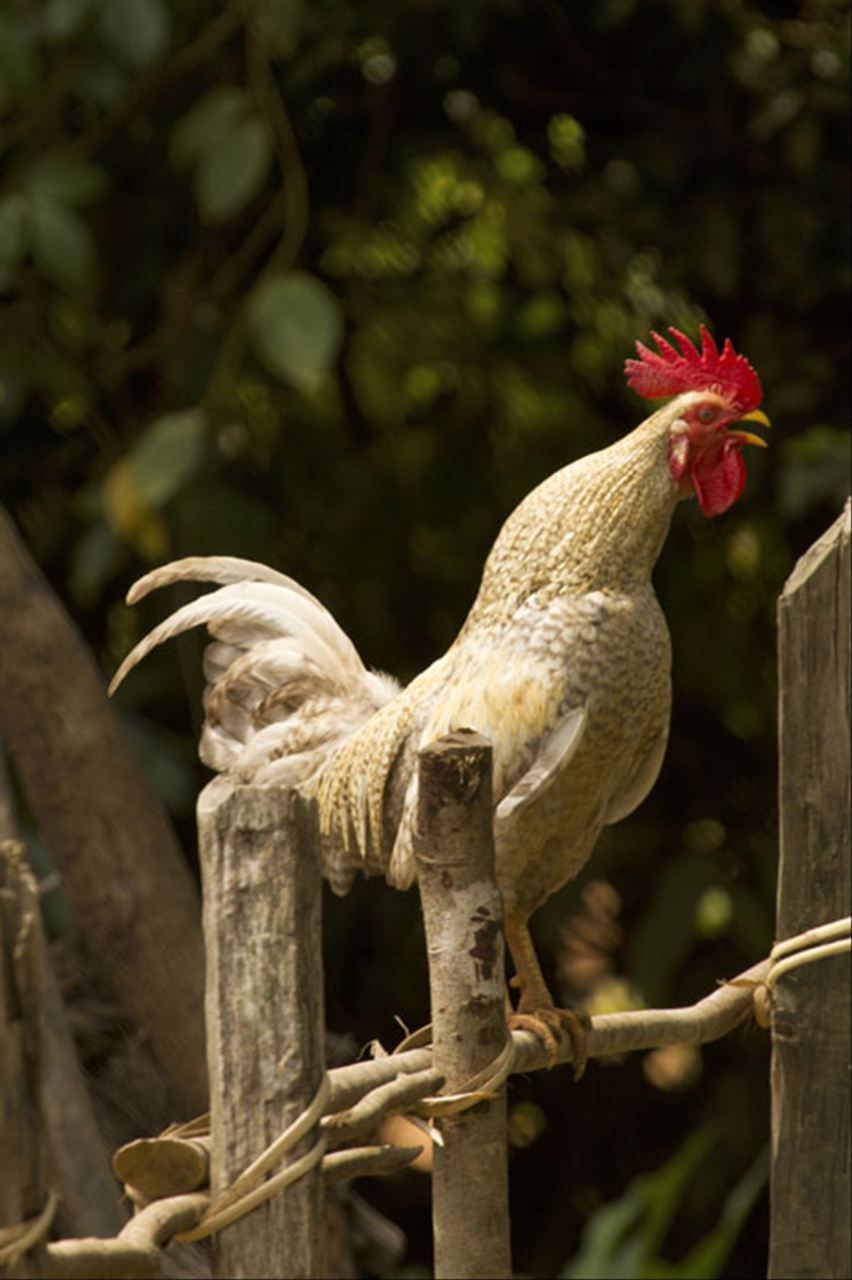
770 501 851 1280
414 730 511 1280
198 778 325 1279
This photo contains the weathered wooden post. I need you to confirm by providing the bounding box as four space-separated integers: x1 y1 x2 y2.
770 501 851 1279
198 778 326 1279
413 730 512 1280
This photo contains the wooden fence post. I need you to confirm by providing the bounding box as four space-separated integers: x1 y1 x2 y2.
770 501 851 1280
414 730 512 1280
198 777 326 1279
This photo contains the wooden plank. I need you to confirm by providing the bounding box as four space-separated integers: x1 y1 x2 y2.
198 778 325 1279
414 731 512 1280
770 501 851 1280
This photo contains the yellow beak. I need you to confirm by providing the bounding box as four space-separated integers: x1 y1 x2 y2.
733 408 771 448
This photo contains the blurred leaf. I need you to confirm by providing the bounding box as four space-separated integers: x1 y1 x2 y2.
778 426 852 518
99 0 170 67
694 886 733 938
29 196 97 291
26 153 107 205
0 7 40 97
255 0 305 60
195 115 271 223
69 517 123 605
639 1129 719 1265
549 113 586 171
44 0 97 42
249 271 344 390
507 1098 547 1148
625 854 715 1004
171 87 271 222
494 144 545 183
122 408 208 509
103 459 169 559
669 1148 769 1280
564 1188 646 1280
516 290 568 339
103 409 207 555
0 195 28 285
171 86 249 165
562 1128 719 1279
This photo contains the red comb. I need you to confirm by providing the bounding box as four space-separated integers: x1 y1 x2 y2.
624 325 762 413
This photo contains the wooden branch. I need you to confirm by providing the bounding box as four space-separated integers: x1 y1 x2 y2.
322 1144 423 1186
324 955 771 1109
44 1193 209 1279
198 778 325 1278
111 1064 444 1204
414 730 512 1280
770 501 851 1280
0 508 207 1117
34 955 768 1275
109 945 770 1210
323 1068 445 1149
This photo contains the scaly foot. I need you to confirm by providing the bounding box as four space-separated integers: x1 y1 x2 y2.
508 997 591 1080
503 912 592 1078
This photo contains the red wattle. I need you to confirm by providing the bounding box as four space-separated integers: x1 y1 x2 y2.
690 443 745 517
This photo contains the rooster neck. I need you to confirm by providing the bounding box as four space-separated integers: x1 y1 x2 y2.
464 413 680 630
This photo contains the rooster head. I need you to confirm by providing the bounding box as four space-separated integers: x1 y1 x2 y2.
624 325 769 517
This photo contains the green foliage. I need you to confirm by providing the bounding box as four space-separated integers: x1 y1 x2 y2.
103 408 208 558
0 151 105 289
778 424 852 518
1 0 848 1274
99 0 171 67
562 1129 769 1280
171 86 272 223
248 270 343 390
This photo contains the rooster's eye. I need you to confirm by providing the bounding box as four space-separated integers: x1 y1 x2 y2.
696 404 717 425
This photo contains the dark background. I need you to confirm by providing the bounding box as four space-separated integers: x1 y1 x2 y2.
1 0 849 1275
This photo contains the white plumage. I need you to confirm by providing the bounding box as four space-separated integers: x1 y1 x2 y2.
110 556 400 892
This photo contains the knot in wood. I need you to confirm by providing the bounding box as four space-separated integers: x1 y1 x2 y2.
469 908 501 982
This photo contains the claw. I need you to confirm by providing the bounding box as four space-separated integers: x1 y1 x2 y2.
508 1004 591 1080
504 914 592 1079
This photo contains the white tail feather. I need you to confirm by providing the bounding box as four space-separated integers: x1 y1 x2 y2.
110 557 401 794
127 555 323 605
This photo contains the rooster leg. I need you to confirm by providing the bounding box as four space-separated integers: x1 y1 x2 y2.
504 912 591 1080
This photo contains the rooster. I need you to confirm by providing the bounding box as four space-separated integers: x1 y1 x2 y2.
110 327 769 1067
